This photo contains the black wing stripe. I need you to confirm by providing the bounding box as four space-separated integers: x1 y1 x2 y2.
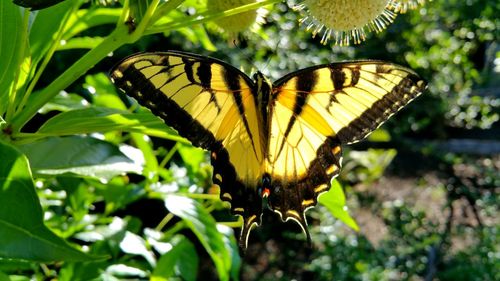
222 67 261 158
277 71 317 157
337 75 424 143
116 65 219 150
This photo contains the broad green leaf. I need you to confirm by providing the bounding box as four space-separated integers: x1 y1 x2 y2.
0 140 92 262
318 180 359 231
152 236 198 281
0 1 24 115
217 225 241 281
18 136 141 179
164 195 231 281
34 107 187 142
13 0 65 10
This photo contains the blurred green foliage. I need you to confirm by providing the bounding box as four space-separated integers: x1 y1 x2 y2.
0 0 498 280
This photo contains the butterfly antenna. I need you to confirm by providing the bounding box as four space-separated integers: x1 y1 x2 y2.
232 38 259 75
260 36 283 76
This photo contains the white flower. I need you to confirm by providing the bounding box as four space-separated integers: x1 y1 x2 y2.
295 0 397 45
389 0 428 14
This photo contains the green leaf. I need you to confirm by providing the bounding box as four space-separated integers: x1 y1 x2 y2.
164 195 231 281
34 107 188 142
318 180 359 231
0 270 11 281
177 143 206 175
367 128 391 142
18 136 141 179
0 1 24 115
129 0 151 24
152 236 198 281
83 73 126 109
0 140 93 262
119 231 156 266
62 8 121 39
39 91 88 113
13 0 65 10
29 0 75 68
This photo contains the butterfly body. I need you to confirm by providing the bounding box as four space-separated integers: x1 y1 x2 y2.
110 51 426 251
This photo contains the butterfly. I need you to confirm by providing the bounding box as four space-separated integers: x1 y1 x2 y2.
110 51 426 251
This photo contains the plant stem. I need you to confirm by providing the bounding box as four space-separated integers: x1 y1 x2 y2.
156 212 175 232
10 27 129 134
17 2 79 117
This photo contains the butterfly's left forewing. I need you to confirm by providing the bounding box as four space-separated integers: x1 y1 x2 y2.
266 61 426 235
110 52 266 248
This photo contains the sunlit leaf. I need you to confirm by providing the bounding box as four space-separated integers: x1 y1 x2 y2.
164 195 231 281
119 231 156 266
177 143 206 175
34 107 188 142
29 0 75 67
0 1 24 115
152 236 198 281
62 8 121 39
318 180 359 231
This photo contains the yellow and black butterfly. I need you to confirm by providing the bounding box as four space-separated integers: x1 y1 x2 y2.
110 51 426 251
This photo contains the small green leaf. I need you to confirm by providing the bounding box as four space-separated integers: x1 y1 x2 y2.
177 143 206 175
164 195 231 281
318 180 359 231
83 73 125 109
367 128 391 142
62 8 121 39
152 236 198 281
0 140 93 262
18 136 141 179
119 231 156 266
